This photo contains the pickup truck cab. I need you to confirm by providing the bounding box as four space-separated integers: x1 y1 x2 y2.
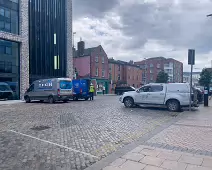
119 83 195 112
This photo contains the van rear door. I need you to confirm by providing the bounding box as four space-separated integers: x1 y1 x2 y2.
59 80 72 96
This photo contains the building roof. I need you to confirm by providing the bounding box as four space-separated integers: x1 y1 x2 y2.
108 59 140 68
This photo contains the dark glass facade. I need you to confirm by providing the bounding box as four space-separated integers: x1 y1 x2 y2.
0 39 20 100
0 0 19 34
29 0 67 83
0 0 20 100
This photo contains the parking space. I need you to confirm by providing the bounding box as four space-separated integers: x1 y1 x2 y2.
0 96 175 170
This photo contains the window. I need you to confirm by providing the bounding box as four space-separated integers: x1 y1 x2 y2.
137 75 139 80
150 85 163 92
5 62 12 73
0 8 4 16
96 67 98 76
95 56 99 62
5 10 11 18
5 22 11 31
118 74 120 80
0 21 4 29
157 63 160 68
109 73 112 80
102 56 104 63
109 64 112 70
0 61 5 72
118 65 121 71
102 69 105 77
139 86 151 92
150 75 154 81
5 47 12 55
150 69 154 73
150 63 154 67
60 81 72 89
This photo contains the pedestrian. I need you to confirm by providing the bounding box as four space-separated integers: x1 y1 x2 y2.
89 83 95 101
103 86 105 95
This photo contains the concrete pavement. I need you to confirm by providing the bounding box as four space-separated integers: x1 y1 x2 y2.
99 102 212 170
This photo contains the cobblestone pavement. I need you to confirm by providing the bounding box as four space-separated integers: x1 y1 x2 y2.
103 145 212 170
0 96 174 170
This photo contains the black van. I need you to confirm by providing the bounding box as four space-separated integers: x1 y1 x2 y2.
115 86 136 95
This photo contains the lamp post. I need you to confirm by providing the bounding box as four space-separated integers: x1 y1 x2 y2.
73 32 76 48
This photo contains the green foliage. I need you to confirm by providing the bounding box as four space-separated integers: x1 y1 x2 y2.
156 70 169 83
199 69 212 87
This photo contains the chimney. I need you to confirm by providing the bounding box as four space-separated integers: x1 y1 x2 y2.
77 40 85 57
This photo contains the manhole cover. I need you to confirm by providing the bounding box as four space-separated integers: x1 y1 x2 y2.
30 125 51 131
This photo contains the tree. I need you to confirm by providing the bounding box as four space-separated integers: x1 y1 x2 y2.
199 69 212 87
156 70 169 83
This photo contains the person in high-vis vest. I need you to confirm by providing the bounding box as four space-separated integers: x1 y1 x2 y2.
89 83 95 101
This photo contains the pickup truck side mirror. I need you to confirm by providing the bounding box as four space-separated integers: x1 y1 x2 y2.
136 89 140 93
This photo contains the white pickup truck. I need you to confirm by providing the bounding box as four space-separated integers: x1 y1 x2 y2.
119 83 197 112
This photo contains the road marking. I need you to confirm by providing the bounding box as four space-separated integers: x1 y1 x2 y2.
8 130 98 158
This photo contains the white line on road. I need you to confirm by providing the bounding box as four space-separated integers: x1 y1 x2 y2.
8 130 98 158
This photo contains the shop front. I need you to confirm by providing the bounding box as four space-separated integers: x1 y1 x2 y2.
95 79 109 95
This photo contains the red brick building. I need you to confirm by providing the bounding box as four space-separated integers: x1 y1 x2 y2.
74 41 110 94
109 59 142 90
135 57 183 84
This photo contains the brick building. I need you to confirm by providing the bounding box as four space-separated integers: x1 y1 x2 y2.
74 41 109 94
135 57 183 84
108 59 142 91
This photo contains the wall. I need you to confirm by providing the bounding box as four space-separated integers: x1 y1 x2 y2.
126 65 142 88
73 56 90 77
90 46 109 80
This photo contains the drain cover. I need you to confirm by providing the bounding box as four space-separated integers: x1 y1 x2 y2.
30 125 51 131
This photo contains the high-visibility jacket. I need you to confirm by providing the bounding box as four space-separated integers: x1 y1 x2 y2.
89 85 95 92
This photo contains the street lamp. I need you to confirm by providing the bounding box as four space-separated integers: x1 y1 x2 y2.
73 32 76 48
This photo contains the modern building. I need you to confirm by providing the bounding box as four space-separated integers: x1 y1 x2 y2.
0 0 73 100
74 41 109 94
108 59 142 92
183 72 201 86
135 57 183 84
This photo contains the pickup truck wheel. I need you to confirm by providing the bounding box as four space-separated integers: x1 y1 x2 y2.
124 97 134 108
167 100 180 112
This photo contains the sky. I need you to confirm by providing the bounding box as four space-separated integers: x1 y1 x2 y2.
73 0 212 72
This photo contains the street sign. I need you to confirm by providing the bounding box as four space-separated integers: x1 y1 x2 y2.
188 49 195 65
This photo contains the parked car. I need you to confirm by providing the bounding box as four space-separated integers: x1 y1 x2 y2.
24 78 72 103
119 83 198 112
115 86 136 95
0 82 14 100
72 79 91 101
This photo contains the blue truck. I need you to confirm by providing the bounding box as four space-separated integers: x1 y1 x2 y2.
72 79 91 101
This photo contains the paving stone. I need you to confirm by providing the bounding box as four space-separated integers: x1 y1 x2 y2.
140 156 164 167
160 160 187 170
144 165 165 170
110 158 126 167
179 155 203 165
120 160 146 170
186 164 212 170
202 157 212 168
140 149 161 157
103 166 121 170
122 152 145 162
157 152 181 161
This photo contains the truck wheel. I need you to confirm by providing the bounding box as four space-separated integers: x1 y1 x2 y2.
48 96 55 104
124 97 134 108
84 97 89 101
25 96 31 103
167 100 180 112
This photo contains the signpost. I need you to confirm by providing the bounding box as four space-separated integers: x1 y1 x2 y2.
188 49 195 111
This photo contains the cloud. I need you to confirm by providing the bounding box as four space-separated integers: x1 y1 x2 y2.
73 0 212 71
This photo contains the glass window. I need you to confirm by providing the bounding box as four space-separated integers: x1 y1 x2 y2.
5 22 11 31
139 86 151 92
102 69 105 77
150 85 163 92
95 56 98 62
5 10 11 18
0 8 4 16
118 74 120 80
6 47 12 55
0 21 4 29
102 56 104 63
0 39 20 99
60 81 72 90
95 67 98 76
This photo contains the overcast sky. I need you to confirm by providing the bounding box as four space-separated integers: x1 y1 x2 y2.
73 0 212 71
